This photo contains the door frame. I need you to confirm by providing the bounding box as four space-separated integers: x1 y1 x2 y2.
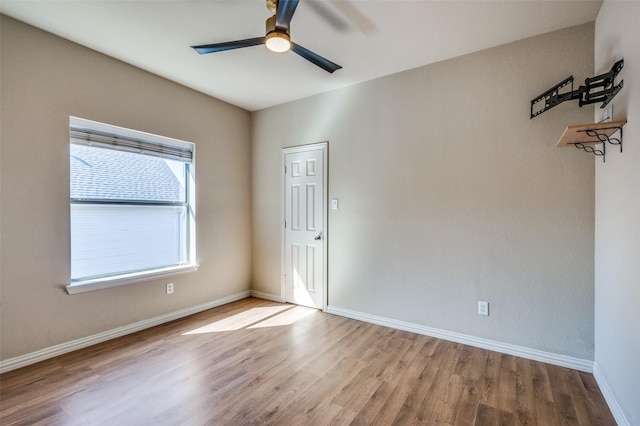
281 142 328 311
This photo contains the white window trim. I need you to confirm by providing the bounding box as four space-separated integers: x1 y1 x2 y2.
66 264 199 294
68 117 197 294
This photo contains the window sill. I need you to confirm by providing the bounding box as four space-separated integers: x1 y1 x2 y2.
66 264 199 295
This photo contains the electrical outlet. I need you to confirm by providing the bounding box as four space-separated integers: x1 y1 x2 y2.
478 301 489 316
166 282 174 294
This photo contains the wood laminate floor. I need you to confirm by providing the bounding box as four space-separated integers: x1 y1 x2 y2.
0 297 615 425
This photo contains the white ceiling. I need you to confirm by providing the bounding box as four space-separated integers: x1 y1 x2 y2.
1 0 602 111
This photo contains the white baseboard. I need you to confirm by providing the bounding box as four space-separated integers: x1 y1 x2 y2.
326 305 594 373
250 290 284 303
593 362 630 426
0 290 251 374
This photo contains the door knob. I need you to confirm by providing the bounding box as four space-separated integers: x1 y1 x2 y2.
314 233 322 241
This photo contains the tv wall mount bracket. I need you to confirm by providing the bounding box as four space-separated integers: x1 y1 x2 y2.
530 59 623 119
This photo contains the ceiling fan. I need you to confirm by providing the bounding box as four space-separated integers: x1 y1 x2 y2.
191 0 342 73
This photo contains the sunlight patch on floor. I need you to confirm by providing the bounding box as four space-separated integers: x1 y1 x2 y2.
248 305 317 328
182 305 293 334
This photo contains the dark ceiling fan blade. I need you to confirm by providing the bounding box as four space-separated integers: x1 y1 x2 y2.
330 0 376 34
275 0 299 30
191 37 266 54
307 1 349 32
291 43 342 73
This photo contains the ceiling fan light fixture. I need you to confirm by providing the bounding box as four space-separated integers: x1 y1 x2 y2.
265 31 291 53
193 1 341 73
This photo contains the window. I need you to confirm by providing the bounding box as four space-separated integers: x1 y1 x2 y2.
67 117 196 294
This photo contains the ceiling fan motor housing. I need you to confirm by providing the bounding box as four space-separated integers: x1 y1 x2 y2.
266 14 289 37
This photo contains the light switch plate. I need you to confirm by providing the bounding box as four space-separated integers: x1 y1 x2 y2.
332 198 339 210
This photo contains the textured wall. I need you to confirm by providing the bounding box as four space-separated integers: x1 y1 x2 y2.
0 16 252 360
594 2 640 424
252 24 596 359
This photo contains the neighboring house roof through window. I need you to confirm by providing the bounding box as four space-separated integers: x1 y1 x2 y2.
70 145 184 202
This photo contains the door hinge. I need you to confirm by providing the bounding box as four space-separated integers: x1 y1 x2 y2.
284 220 287 229
285 165 287 174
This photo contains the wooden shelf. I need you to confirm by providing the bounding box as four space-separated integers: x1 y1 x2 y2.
556 120 626 147
556 120 626 162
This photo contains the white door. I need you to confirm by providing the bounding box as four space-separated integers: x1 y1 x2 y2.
283 144 326 309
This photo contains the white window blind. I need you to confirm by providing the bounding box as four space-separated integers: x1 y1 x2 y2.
70 127 193 162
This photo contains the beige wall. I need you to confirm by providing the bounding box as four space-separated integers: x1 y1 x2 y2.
0 16 252 360
1 14 602 366
252 23 596 359
594 1 640 424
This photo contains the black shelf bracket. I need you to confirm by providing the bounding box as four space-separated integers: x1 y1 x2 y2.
530 59 624 119
570 125 623 163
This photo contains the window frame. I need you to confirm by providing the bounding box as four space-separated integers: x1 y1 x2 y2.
66 117 197 294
